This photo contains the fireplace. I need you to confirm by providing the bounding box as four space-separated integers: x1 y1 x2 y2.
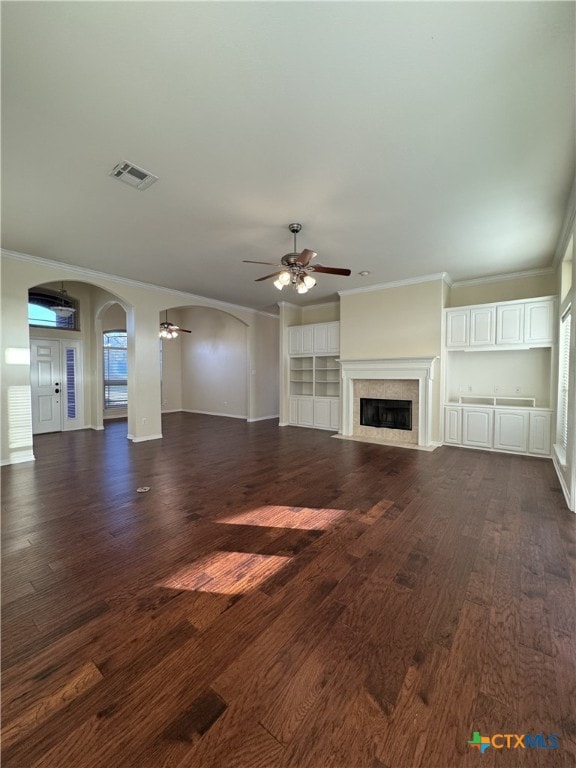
360 398 412 430
338 358 437 447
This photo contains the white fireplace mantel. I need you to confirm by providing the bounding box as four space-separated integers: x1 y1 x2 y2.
338 357 438 446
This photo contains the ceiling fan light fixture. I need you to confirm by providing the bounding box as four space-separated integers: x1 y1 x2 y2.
303 275 316 289
244 223 351 293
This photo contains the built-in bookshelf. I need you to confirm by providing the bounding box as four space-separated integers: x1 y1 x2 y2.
314 355 340 397
289 356 314 396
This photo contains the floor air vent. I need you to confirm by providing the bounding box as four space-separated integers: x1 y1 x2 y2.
109 161 158 190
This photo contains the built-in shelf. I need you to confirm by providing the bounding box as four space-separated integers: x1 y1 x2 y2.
455 395 537 408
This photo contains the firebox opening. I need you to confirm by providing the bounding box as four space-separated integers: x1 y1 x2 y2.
360 398 412 430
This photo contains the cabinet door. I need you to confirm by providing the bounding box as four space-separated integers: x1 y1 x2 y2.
301 325 314 354
462 408 493 448
313 398 331 429
529 411 551 455
288 397 298 425
288 327 301 356
327 323 340 354
524 300 554 345
297 397 314 426
330 398 340 430
493 410 529 453
469 307 495 346
446 310 469 347
496 304 524 345
313 324 328 354
444 407 462 444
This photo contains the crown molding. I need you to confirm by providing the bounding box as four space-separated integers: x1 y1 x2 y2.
553 174 576 268
451 266 556 288
301 299 340 310
338 272 452 297
1 249 279 319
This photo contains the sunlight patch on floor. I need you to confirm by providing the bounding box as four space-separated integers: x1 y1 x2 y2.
159 550 292 594
217 505 348 531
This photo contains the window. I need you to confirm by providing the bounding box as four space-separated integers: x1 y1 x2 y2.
28 289 79 330
65 347 77 419
557 308 572 458
103 331 128 409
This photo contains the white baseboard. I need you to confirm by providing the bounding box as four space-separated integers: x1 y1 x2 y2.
161 409 182 414
278 421 289 427
90 425 105 431
1 451 36 466
127 433 163 442
182 409 247 420
246 415 279 422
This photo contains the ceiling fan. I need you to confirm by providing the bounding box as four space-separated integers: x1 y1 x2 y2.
243 223 351 294
159 311 191 339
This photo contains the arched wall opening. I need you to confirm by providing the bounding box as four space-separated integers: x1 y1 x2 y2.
159 305 249 419
27 279 135 441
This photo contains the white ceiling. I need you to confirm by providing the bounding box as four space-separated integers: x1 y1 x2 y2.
2 2 575 312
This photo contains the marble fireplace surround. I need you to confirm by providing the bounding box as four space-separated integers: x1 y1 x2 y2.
339 358 437 447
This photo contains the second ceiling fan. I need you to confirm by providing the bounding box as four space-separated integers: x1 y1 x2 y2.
244 223 351 294
159 310 191 339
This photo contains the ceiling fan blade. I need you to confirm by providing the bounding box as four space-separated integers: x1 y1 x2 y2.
309 265 352 276
295 249 317 266
178 328 192 333
255 271 282 282
243 260 280 266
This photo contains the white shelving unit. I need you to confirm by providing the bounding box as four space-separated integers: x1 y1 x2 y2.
287 323 340 431
443 296 557 457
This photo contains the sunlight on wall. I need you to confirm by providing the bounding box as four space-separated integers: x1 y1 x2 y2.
159 551 291 595
8 386 32 448
217 505 348 531
5 347 30 365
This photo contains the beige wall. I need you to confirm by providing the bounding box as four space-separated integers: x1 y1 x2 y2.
180 307 248 418
250 312 280 420
101 302 126 332
340 280 444 360
449 271 557 307
300 301 339 324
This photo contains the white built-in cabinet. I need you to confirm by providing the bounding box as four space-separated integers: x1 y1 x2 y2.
288 322 339 356
444 406 552 456
287 322 340 431
446 297 555 349
443 295 556 457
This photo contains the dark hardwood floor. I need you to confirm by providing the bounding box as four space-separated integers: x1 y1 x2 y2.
2 413 575 768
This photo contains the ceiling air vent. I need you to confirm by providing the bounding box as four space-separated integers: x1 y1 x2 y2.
109 161 158 190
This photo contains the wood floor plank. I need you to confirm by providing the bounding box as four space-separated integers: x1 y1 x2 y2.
1 413 574 768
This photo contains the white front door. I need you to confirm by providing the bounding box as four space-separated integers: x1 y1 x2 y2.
30 340 62 434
